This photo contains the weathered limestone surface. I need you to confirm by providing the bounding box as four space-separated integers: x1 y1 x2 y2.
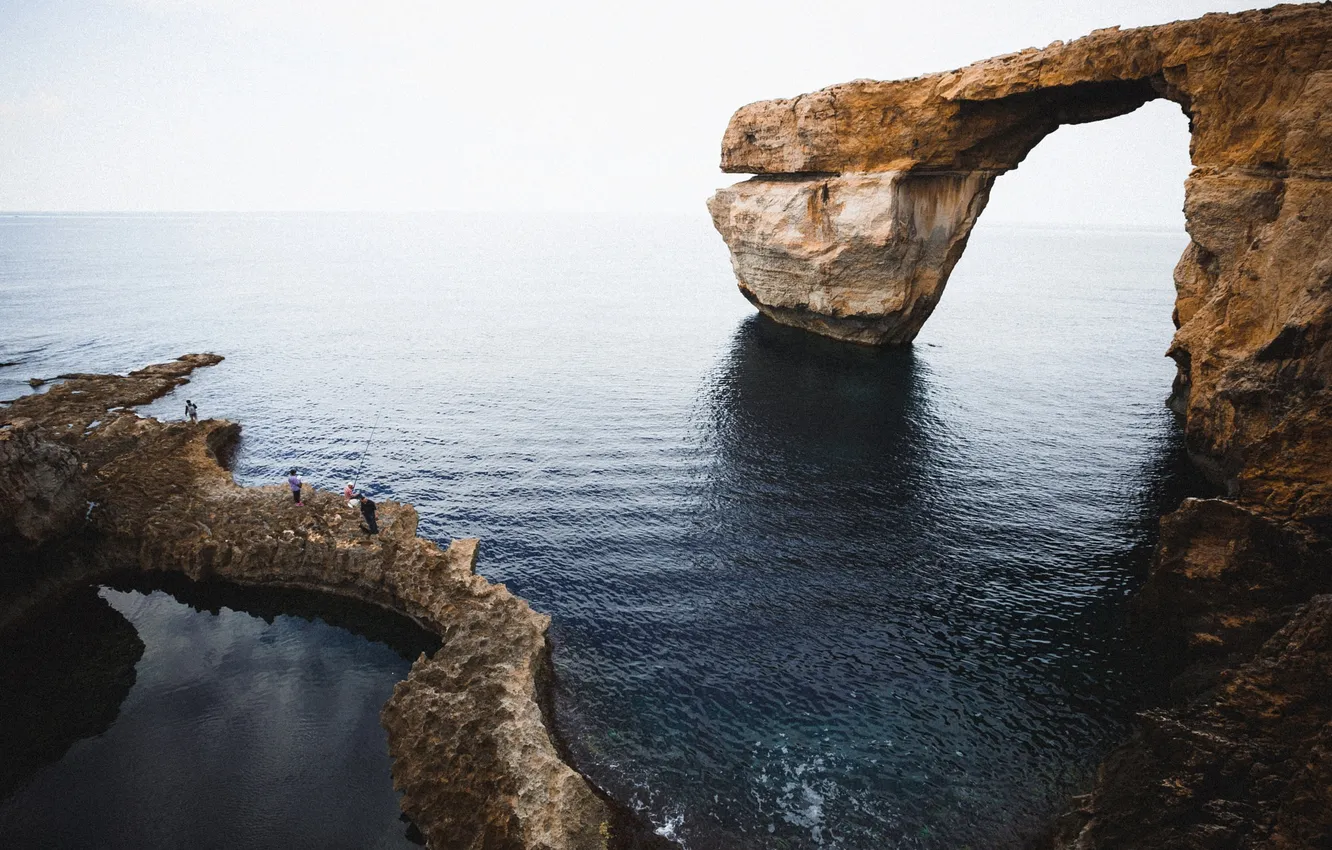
0 418 86 552
711 5 1332 848
710 171 995 344
0 357 648 850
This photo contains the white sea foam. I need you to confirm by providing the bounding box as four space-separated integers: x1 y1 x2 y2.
654 810 686 844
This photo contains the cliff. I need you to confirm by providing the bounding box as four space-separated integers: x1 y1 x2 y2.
710 4 1332 847
0 357 656 850
0 419 86 553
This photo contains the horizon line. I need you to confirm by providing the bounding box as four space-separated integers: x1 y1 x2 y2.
0 209 1187 229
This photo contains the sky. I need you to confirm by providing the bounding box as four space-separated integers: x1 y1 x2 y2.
0 0 1302 222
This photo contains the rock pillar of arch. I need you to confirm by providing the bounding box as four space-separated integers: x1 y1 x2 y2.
708 4 1332 492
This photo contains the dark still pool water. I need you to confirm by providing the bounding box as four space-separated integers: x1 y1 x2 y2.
0 213 1206 848
0 578 436 849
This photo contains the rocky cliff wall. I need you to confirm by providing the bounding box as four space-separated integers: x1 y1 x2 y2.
711 5 1332 848
0 418 86 554
709 171 995 344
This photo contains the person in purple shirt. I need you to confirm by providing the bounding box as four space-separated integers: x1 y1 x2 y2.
287 469 303 506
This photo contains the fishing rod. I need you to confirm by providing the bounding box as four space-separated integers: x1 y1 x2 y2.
351 409 382 491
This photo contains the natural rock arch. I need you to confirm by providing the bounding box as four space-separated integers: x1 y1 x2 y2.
709 75 1177 348
708 3 1332 496
711 12 1332 843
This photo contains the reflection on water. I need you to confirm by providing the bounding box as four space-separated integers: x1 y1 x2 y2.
106 573 441 661
703 318 940 536
552 311 1203 849
0 587 144 800
0 214 1207 849
0 578 434 849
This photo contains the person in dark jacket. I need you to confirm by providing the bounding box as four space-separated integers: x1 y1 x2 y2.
359 493 378 535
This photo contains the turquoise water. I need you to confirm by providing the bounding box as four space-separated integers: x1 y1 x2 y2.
0 213 1205 848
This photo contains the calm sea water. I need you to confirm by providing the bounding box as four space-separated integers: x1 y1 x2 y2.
0 213 1204 849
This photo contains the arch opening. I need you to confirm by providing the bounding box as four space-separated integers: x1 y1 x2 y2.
976 98 1193 230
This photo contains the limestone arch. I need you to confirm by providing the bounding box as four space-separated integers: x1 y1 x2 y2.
708 4 1332 484
707 74 1192 348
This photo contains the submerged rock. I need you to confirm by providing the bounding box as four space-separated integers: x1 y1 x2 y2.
0 355 653 850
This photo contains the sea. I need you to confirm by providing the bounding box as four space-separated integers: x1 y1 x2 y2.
0 212 1208 849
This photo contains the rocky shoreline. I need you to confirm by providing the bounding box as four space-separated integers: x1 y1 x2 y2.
709 4 1332 847
5 9 1331 846
0 355 663 850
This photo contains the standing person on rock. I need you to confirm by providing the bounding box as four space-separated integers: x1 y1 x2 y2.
185 399 198 423
359 492 378 535
287 469 303 506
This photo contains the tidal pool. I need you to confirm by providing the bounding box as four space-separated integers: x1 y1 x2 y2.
0 575 437 849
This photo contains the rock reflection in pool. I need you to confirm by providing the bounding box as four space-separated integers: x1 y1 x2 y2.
0 586 145 801
0 577 439 849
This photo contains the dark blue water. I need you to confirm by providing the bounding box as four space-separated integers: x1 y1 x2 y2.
0 213 1201 848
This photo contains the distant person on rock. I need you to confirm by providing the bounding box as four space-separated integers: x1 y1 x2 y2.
359 493 378 535
185 400 198 423
344 481 355 504
287 469 303 506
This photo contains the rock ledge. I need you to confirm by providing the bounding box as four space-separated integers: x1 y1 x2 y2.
1 356 647 850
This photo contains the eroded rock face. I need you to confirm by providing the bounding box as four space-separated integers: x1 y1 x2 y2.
1055 594 1332 850
1 357 639 850
1 356 222 554
708 171 995 344
0 419 86 553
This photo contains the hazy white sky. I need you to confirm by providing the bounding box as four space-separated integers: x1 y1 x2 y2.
0 1 1298 221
